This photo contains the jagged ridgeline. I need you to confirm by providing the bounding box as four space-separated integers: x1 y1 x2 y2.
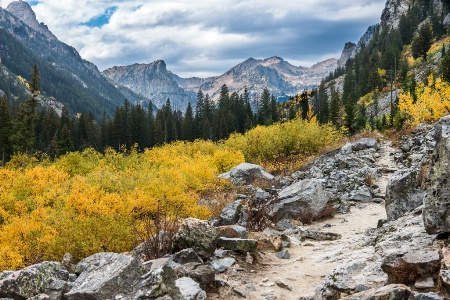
0 2 127 116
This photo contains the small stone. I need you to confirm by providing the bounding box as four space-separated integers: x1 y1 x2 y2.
209 257 235 273
246 285 257 291
415 277 435 289
275 278 292 291
232 287 247 298
275 250 290 259
414 292 444 300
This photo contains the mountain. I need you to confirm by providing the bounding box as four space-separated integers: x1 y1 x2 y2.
103 56 337 109
102 60 197 110
189 56 338 101
0 1 131 116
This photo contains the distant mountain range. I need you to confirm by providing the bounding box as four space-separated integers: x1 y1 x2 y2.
103 56 338 110
0 0 374 114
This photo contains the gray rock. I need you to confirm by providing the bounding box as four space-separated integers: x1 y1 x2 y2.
269 179 330 222
315 267 356 300
219 200 242 226
216 238 258 253
172 248 203 265
27 294 51 300
349 187 372 202
218 163 274 185
386 169 426 220
440 270 450 294
275 250 290 259
0 261 69 299
173 263 215 290
173 218 219 259
415 277 435 289
276 219 295 230
444 13 450 27
423 116 450 234
301 230 342 241
351 138 379 152
209 257 236 273
65 253 142 300
175 277 206 300
415 292 444 300
135 263 181 299
217 225 248 239
255 189 272 202
381 250 440 284
340 284 411 300
232 287 247 298
275 278 292 291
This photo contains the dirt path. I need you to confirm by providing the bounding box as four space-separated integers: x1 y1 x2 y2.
209 139 397 299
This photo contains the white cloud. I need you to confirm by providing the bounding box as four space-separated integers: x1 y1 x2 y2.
0 0 386 77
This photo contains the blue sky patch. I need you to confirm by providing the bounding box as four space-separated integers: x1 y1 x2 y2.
81 6 118 28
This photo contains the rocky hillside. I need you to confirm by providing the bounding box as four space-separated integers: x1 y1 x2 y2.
0 1 134 116
103 56 338 109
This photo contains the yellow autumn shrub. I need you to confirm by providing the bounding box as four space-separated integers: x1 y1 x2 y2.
399 74 450 126
0 140 244 270
224 118 341 165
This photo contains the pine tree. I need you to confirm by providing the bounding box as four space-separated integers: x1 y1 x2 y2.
329 88 341 129
182 102 194 141
300 90 309 120
316 83 329 124
259 87 271 125
412 23 432 61
147 101 155 147
0 96 13 165
58 124 74 155
13 64 40 154
440 50 450 83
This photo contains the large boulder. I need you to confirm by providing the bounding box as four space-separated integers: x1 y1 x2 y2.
134 263 182 299
341 138 379 154
218 200 242 225
381 250 440 284
385 169 426 220
216 237 258 253
218 163 274 185
65 252 142 300
269 179 329 222
173 263 215 290
423 115 450 233
315 267 356 300
0 261 69 299
341 284 411 300
175 277 206 300
173 218 219 259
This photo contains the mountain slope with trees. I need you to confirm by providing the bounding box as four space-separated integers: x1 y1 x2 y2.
0 2 131 117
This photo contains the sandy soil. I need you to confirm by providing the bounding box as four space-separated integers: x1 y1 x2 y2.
208 140 395 299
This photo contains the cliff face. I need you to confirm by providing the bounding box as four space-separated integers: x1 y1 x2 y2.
380 0 411 29
102 61 196 109
6 0 56 40
337 42 357 69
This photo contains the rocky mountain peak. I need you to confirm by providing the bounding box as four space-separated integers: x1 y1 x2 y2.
6 0 56 40
337 42 357 69
380 0 410 29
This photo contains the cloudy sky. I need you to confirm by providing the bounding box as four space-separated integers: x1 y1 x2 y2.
0 0 386 77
